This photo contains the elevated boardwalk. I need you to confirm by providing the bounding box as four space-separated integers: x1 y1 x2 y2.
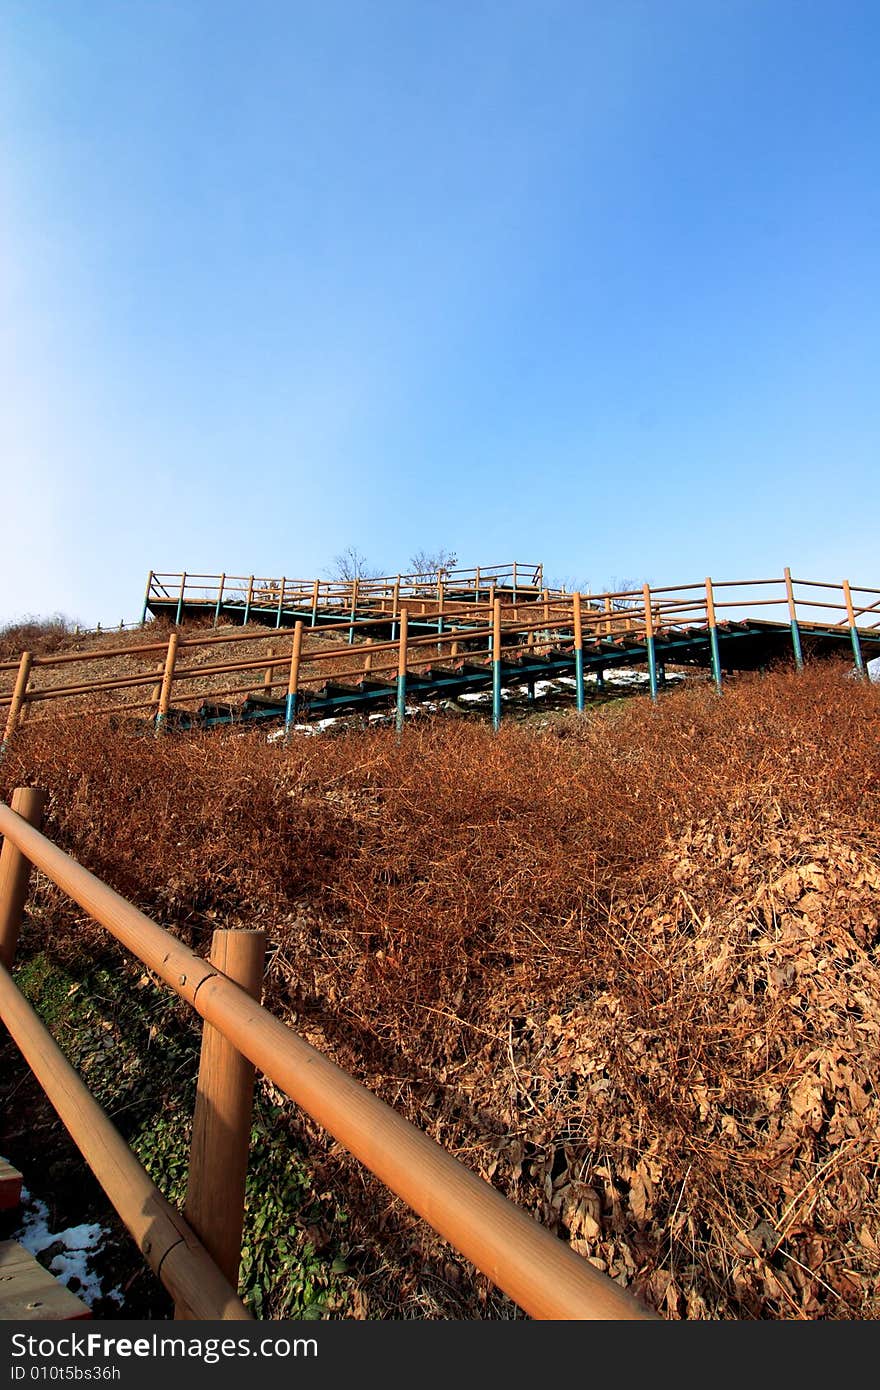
3 566 879 739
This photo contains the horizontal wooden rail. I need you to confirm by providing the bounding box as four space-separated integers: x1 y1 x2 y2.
4 572 878 732
0 963 251 1319
0 800 654 1322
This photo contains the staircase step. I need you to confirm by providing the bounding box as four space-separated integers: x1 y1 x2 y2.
0 1241 92 1321
0 1158 23 1211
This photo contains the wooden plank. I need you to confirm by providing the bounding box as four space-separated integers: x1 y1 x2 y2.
0 1241 92 1320
0 1156 23 1210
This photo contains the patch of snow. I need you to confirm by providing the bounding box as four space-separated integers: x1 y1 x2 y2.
12 1188 124 1310
604 669 650 686
868 657 880 683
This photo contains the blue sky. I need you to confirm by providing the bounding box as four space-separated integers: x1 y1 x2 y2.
2 1 878 626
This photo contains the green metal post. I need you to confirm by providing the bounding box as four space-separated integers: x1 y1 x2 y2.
784 568 804 671
175 572 186 627
396 609 408 735
492 598 502 731
643 584 658 702
243 577 253 626
706 572 723 693
284 621 303 738
348 579 358 645
311 580 319 628
213 573 225 628
141 571 153 627
843 580 866 679
276 578 285 629
573 593 585 713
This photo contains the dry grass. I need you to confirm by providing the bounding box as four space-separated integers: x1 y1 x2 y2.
2 660 879 1319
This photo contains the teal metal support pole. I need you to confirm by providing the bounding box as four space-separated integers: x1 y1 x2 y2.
709 627 723 693
284 692 296 733
642 585 658 702
646 636 658 701
784 567 804 671
213 574 225 628
276 578 285 629
575 648 585 712
705 578 722 693
311 582 319 628
141 571 153 627
850 626 865 676
243 577 253 626
396 609 408 735
175 572 186 627
843 581 866 679
491 596 502 731
573 593 585 713
284 620 303 739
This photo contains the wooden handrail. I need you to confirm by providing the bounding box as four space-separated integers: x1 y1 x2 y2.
0 799 655 1322
4 573 878 730
0 963 251 1320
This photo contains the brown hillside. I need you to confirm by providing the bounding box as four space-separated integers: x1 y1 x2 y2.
1 660 879 1319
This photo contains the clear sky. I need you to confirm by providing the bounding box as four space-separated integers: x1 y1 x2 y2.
2 1 878 627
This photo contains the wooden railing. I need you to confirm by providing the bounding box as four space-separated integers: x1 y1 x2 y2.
0 790 654 1321
2 571 876 741
142 563 546 626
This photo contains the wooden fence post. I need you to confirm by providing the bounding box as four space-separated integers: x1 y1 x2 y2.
349 578 359 645
178 929 265 1315
391 577 401 643
150 662 165 710
0 788 48 969
310 579 320 628
492 597 502 732
141 571 154 627
573 593 585 712
2 653 33 751
783 567 804 670
643 584 658 701
243 576 254 627
705 577 723 693
156 633 179 732
843 580 866 679
175 573 187 627
284 621 304 735
396 609 408 734
275 578 286 629
214 574 225 628
263 647 275 691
